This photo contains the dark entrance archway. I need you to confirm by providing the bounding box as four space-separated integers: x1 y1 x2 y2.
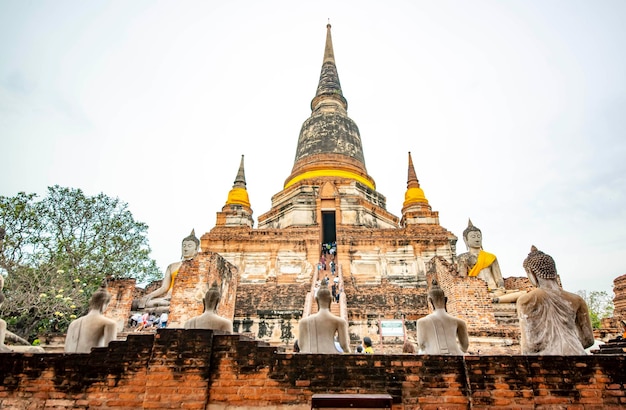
321 211 336 244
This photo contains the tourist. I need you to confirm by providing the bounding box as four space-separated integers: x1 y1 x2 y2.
65 286 118 353
517 246 594 355
416 279 469 355
402 340 416 353
159 312 168 328
129 312 142 328
363 337 374 354
134 312 157 331
334 337 343 353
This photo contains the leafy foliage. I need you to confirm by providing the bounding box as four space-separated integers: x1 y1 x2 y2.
577 290 614 329
0 186 160 340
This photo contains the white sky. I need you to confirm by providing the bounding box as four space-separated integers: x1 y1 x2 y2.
1 1 625 295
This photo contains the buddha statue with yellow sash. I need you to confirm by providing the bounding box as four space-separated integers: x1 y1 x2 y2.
457 220 525 303
139 229 200 310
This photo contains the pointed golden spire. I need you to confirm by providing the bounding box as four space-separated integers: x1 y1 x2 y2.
225 155 251 208
403 152 429 207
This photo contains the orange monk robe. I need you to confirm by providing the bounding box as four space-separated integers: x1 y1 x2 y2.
167 270 179 292
468 250 497 277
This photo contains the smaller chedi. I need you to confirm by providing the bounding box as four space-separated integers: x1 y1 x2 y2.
65 286 117 353
517 245 594 355
298 283 350 353
416 279 469 355
138 229 200 312
184 281 233 332
457 219 526 303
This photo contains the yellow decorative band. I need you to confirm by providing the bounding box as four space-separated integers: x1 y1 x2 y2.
285 169 375 190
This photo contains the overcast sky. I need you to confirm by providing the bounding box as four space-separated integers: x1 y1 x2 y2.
1 1 624 295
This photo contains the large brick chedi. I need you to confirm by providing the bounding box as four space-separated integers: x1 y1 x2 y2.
193 24 463 350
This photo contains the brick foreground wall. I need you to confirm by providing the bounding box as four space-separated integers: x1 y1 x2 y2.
1 329 625 410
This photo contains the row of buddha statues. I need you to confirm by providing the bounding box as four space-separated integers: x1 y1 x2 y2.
0 222 594 355
62 279 232 354
296 238 594 355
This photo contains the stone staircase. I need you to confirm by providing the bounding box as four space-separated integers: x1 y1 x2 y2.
310 294 342 316
307 249 344 318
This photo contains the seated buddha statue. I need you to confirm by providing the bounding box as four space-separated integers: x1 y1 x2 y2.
65 286 118 353
139 230 199 309
517 245 594 355
456 220 525 303
298 283 350 353
184 281 233 332
416 279 469 355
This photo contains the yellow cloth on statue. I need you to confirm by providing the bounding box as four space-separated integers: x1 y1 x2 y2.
167 270 179 292
468 250 496 277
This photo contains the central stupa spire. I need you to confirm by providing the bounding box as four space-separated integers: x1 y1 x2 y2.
285 24 375 190
310 23 348 113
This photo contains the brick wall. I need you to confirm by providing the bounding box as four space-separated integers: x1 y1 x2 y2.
503 276 534 292
234 283 308 317
430 256 497 330
1 330 624 409
106 278 136 332
168 252 239 327
344 278 429 321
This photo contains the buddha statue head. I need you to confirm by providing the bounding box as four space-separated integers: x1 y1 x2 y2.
89 286 112 313
315 283 332 309
181 229 200 260
204 281 221 311
462 219 482 250
427 279 447 310
522 245 557 286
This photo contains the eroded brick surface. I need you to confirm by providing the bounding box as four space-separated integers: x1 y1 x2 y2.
1 332 625 409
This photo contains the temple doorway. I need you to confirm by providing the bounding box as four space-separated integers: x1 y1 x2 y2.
321 211 336 244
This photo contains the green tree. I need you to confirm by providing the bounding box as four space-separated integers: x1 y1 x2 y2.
0 186 160 340
577 290 614 329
